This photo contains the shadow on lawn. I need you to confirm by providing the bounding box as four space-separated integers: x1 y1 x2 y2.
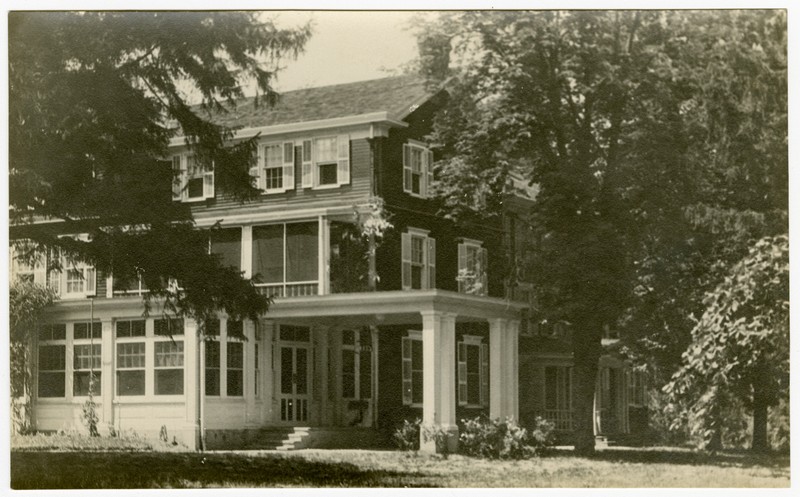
549 446 790 470
11 451 427 489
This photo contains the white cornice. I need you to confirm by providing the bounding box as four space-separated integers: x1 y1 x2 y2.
169 112 408 147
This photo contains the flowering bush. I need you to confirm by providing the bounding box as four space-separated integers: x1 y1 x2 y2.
459 415 553 459
393 418 421 451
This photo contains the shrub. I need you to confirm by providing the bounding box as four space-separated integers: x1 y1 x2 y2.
393 418 421 451
422 423 452 457
459 415 553 459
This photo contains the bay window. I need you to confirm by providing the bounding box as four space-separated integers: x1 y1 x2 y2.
154 340 184 395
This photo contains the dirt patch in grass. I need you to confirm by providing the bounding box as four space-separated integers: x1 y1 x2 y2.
10 447 790 489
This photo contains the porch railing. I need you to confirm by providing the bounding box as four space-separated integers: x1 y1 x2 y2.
256 282 318 299
540 409 574 431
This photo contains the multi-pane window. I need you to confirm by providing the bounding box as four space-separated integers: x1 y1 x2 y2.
38 345 66 398
73 344 102 396
116 320 146 338
210 227 242 272
457 336 488 407
204 319 245 397
205 341 221 396
341 329 372 400
401 332 423 406
457 239 488 296
154 341 184 395
312 135 349 187
401 229 436 290
544 366 572 411
63 261 96 297
39 323 66 341
403 142 434 198
73 321 102 339
117 342 145 396
154 318 184 337
172 154 214 201
227 342 244 397
265 143 284 190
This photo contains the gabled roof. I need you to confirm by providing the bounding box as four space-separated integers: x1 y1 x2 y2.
198 74 434 130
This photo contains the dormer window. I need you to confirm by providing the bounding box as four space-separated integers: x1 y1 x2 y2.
403 142 434 198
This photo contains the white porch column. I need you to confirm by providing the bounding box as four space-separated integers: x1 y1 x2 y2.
261 320 276 423
505 319 520 420
183 318 200 450
100 319 114 431
244 319 258 427
420 310 457 453
313 324 329 426
488 318 507 419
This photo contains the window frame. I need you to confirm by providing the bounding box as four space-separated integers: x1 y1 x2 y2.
72 342 102 398
401 228 436 291
116 339 146 397
457 335 488 407
401 330 423 407
37 341 66 399
457 238 488 296
172 153 214 202
403 141 434 198
312 134 350 189
153 339 185 396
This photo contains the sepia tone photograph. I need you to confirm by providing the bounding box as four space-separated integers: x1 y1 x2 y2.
6 6 790 490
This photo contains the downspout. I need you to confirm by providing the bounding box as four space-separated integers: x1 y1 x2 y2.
198 335 206 451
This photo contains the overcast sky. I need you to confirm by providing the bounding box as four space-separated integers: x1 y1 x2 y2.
264 11 426 92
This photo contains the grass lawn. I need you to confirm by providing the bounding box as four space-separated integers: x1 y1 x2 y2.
11 446 789 488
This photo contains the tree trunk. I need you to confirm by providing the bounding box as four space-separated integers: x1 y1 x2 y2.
751 367 771 453
572 319 603 456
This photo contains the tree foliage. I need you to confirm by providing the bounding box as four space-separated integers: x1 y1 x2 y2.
664 235 788 450
415 10 786 453
9 12 311 333
10 280 57 432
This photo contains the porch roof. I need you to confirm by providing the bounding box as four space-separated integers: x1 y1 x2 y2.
45 290 526 327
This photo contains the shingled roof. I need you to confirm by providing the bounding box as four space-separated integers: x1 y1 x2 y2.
199 74 434 130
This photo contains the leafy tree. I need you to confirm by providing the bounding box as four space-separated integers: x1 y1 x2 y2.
9 12 311 334
416 10 786 454
664 235 788 452
10 280 57 433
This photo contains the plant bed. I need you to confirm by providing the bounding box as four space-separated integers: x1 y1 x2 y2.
11 431 186 452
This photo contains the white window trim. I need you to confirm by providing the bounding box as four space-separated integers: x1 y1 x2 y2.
401 330 423 407
36 330 67 400
457 238 488 296
403 140 434 199
172 154 214 203
401 228 436 291
312 134 350 189
259 141 296 195
457 335 488 408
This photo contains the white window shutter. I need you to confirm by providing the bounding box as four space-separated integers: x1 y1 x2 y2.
401 337 412 405
282 142 295 191
403 144 412 193
301 140 313 188
203 162 215 199
337 134 350 185
481 343 489 406
427 237 436 290
250 148 262 190
480 247 489 296
457 243 467 293
457 342 467 406
426 149 434 198
172 156 184 201
401 232 412 290
85 267 96 296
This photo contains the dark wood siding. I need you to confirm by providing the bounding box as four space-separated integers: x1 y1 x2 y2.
190 137 373 215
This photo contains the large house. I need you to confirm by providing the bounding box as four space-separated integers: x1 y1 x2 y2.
12 75 647 451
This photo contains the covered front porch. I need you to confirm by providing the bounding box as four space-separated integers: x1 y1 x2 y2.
208 289 525 452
